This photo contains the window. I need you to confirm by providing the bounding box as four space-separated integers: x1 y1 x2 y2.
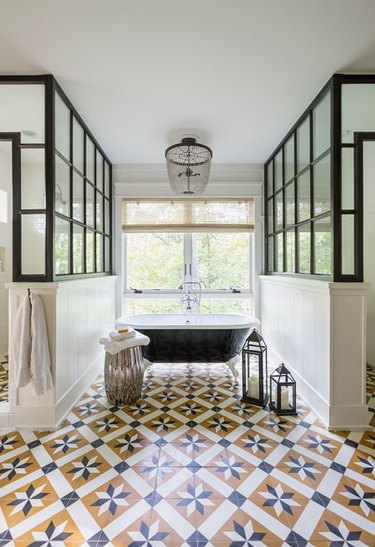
265 88 332 277
54 90 112 277
122 199 254 314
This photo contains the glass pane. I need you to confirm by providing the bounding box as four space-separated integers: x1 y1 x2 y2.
267 161 273 197
21 214 45 275
200 298 252 314
342 147 354 209
285 183 295 226
55 217 70 275
297 224 311 273
297 117 310 173
284 135 294 183
96 152 103 192
0 84 45 144
21 149 45 209
313 153 330 216
72 172 84 222
105 199 110 234
55 93 70 160
275 191 283 231
126 299 182 315
342 83 375 143
286 230 295 272
86 138 95 182
342 214 355 275
313 91 330 159
297 171 310 222
275 150 283 190
127 233 184 289
314 216 331 275
105 162 111 197
86 183 95 227
105 236 110 272
96 191 103 232
86 230 95 273
73 224 84 274
72 118 84 174
275 233 283 272
267 237 274 272
96 233 103 272
55 155 70 216
195 233 250 289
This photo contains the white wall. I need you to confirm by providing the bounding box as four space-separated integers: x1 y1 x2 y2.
7 276 116 429
364 141 375 366
260 276 370 429
0 144 12 355
113 163 264 319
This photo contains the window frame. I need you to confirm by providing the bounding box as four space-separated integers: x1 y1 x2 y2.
53 81 113 280
264 79 333 280
122 231 253 311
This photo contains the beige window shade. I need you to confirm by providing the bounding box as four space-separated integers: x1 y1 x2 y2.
122 198 255 232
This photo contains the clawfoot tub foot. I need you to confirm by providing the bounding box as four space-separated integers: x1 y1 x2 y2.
226 354 240 378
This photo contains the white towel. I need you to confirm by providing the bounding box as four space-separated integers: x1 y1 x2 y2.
99 330 150 355
12 294 32 389
12 292 53 396
109 327 136 341
30 293 53 396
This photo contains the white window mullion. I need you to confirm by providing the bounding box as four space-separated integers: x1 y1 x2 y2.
184 233 192 282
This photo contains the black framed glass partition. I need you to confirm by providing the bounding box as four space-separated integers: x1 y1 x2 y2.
265 73 375 282
0 75 112 282
54 82 112 279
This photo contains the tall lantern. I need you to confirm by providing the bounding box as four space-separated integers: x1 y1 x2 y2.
242 328 268 407
269 364 297 415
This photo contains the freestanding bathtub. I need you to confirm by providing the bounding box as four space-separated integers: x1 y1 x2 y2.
116 313 260 376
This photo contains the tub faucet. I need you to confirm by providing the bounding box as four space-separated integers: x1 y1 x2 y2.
179 282 201 313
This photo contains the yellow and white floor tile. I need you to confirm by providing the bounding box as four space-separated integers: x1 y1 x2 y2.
0 362 374 545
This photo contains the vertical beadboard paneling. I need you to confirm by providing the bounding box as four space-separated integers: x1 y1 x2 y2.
260 276 370 429
7 277 116 429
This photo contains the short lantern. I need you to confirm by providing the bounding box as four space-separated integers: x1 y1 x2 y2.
269 364 297 415
242 328 268 407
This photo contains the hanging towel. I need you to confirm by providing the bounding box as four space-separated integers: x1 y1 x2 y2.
29 293 53 396
12 294 32 389
12 292 53 396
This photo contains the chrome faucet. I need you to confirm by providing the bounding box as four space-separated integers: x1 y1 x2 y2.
179 282 201 313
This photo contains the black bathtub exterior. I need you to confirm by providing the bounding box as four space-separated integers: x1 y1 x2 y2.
137 327 250 362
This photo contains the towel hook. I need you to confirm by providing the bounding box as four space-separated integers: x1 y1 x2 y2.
27 288 32 307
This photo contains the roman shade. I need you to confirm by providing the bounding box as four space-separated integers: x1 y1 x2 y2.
122 198 254 232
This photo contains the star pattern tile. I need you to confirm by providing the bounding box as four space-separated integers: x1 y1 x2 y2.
0 361 374 544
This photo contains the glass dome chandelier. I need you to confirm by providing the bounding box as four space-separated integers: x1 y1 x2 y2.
165 137 213 195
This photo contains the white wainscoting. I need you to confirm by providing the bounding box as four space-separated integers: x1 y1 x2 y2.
7 276 116 429
260 276 370 430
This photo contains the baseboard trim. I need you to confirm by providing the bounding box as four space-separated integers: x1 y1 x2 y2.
268 346 371 430
13 358 103 430
55 356 103 427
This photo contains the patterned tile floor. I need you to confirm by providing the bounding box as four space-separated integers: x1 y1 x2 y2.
0 362 374 546
0 355 8 403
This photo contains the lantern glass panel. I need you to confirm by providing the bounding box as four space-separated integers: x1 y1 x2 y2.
247 354 260 399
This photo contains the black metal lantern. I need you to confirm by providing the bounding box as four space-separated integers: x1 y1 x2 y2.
269 364 297 415
241 328 268 407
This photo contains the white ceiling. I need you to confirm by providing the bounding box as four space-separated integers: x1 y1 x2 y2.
1 0 375 166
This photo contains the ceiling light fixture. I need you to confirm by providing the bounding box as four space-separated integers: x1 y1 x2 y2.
165 136 212 195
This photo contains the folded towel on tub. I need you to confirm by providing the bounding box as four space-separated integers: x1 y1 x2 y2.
99 330 150 355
